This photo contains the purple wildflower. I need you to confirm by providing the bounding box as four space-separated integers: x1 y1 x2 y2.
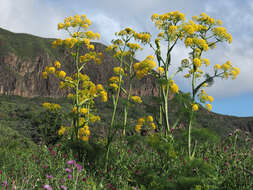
2 180 8 186
60 185 67 190
67 174 72 179
76 163 82 172
65 168 72 173
43 184 52 190
66 160 75 165
46 174 53 179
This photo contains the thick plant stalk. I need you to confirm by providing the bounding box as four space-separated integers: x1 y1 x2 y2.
105 45 126 171
123 60 133 136
188 70 196 159
74 44 80 141
188 111 193 158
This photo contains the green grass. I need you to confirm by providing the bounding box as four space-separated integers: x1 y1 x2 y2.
0 94 253 189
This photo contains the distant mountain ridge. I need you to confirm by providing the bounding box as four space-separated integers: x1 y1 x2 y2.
0 27 159 97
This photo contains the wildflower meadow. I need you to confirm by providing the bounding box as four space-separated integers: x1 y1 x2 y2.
1 11 253 190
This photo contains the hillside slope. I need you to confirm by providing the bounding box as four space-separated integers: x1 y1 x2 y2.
0 27 158 97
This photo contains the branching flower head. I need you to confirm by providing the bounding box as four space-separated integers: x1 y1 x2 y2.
135 115 156 134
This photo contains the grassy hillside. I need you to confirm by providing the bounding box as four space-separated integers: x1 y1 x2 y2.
0 27 56 59
0 94 252 144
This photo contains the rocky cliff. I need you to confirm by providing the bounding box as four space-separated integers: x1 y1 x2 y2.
0 27 159 98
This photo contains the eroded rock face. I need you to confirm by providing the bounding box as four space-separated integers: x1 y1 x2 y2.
0 42 159 98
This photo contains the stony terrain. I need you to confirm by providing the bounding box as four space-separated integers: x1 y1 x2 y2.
0 27 159 98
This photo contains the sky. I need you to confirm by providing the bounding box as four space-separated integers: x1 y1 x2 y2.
0 0 252 117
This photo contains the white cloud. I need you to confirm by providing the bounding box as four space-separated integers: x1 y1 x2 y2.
89 14 121 44
0 0 64 38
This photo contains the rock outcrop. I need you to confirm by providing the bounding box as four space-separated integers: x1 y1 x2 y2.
0 28 159 98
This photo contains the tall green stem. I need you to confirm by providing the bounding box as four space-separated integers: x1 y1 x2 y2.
188 67 196 159
123 59 133 136
188 111 193 158
74 44 80 140
105 44 126 171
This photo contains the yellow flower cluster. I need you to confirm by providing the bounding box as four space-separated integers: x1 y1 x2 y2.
229 67 240 79
157 66 164 74
58 126 66 136
64 73 107 103
80 107 88 115
214 61 240 80
100 91 108 102
117 27 136 36
135 115 156 133
80 52 103 64
205 104 212 112
197 89 213 111
198 89 214 103
78 125 90 141
89 114 101 123
54 61 61 68
109 83 118 91
169 80 179 94
109 76 121 91
134 32 151 44
96 84 107 102
214 64 221 70
42 102 61 111
182 24 195 35
131 96 142 104
52 14 101 50
58 14 92 30
202 58 210 66
109 76 120 83
42 71 48 79
192 13 215 26
221 61 232 71
82 38 95 50
85 30 100 40
193 58 202 68
134 55 156 79
108 29 150 59
168 25 178 33
43 61 67 81
151 11 185 23
184 37 209 51
113 67 125 75
127 43 142 51
212 27 232 43
151 11 184 41
56 70 67 79
192 103 199 111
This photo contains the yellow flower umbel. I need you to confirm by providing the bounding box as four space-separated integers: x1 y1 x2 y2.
135 116 156 134
134 55 156 79
78 126 90 141
193 58 202 68
157 67 164 74
58 126 66 136
131 96 142 104
42 102 61 111
42 71 48 79
205 103 212 112
54 61 61 68
192 104 199 111
168 80 179 94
